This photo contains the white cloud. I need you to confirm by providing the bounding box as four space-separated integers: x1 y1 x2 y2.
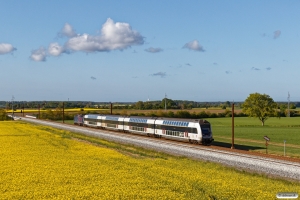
65 18 144 52
48 43 65 56
30 47 47 62
59 23 77 38
150 72 166 78
30 18 144 62
183 40 205 52
145 47 163 53
273 30 281 39
0 43 17 55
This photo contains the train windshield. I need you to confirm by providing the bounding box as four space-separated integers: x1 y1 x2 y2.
201 124 211 136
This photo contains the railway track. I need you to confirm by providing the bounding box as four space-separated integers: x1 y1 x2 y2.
20 117 300 181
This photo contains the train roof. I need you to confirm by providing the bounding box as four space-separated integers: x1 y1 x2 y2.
84 114 100 119
126 116 157 120
84 114 210 124
156 117 210 124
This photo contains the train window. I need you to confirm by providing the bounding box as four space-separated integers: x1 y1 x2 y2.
191 128 197 133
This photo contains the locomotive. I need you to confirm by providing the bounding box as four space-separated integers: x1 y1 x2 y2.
74 114 214 145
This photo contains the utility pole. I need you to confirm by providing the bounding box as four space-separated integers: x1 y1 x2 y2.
231 102 235 149
11 95 15 119
165 93 167 111
22 102 24 117
110 102 112 114
38 104 40 119
62 102 64 123
287 92 290 117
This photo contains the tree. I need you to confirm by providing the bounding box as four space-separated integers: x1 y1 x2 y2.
160 98 177 109
242 93 279 126
134 101 144 110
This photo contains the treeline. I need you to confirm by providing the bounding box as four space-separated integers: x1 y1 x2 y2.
1 99 299 111
126 99 240 110
119 99 298 110
34 108 247 121
3 101 95 110
97 109 248 119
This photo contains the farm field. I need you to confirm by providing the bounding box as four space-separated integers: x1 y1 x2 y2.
7 108 108 113
208 117 300 158
1 121 300 199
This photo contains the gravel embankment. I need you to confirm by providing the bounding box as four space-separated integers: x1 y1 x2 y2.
20 117 300 181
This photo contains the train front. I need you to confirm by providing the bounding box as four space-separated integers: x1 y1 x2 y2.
200 120 214 145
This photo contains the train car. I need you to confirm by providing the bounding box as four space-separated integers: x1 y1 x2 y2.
81 114 214 145
83 114 100 127
74 114 84 126
100 115 125 131
123 116 156 136
154 117 213 144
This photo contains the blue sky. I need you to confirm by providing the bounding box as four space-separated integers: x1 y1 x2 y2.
1 1 299 102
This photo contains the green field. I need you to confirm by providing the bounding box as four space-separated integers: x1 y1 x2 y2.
1 121 300 199
207 117 300 157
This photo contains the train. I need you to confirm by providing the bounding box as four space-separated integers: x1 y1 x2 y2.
74 114 214 145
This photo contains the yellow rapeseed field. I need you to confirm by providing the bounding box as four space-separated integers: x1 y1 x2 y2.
7 108 108 113
0 121 299 199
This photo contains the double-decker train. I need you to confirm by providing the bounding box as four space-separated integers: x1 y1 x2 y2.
74 114 214 145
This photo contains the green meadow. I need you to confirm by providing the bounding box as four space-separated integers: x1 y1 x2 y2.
208 117 300 157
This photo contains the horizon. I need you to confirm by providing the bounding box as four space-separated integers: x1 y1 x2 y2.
0 99 298 104
1 1 300 102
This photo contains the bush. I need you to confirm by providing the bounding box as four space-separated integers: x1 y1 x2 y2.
175 111 191 118
210 113 218 118
198 111 209 118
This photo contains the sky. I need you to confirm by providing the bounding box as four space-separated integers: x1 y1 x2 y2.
1 1 300 102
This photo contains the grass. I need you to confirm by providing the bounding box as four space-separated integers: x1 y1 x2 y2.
207 117 300 157
1 121 300 199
